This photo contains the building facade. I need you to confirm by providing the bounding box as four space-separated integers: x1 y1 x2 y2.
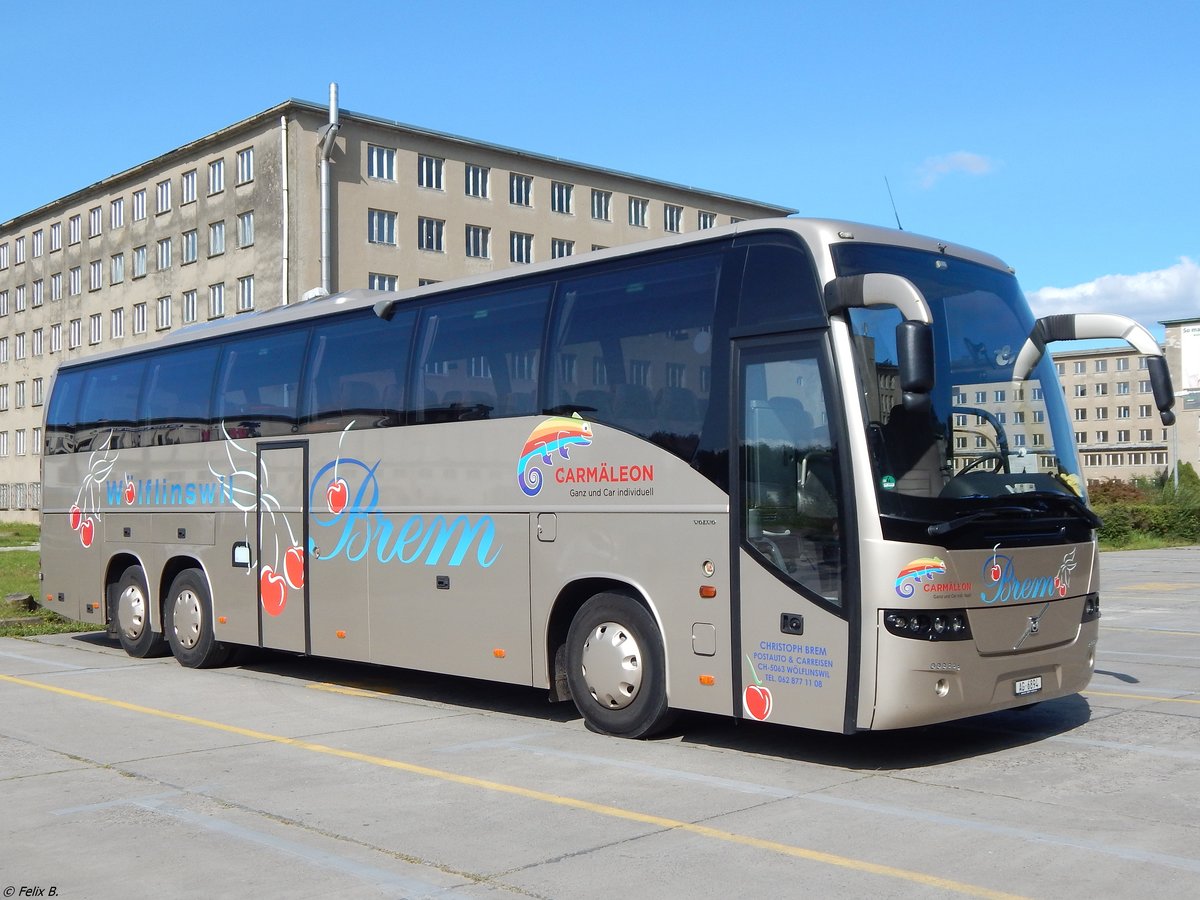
0 96 792 522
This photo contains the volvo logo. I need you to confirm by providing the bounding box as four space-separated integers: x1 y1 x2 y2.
1012 602 1051 650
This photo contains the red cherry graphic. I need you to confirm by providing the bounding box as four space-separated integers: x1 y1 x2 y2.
326 477 349 514
79 517 95 548
124 480 137 505
1058 583 1067 598
744 684 772 721
990 564 1001 582
69 504 82 531
283 545 305 589
260 566 288 617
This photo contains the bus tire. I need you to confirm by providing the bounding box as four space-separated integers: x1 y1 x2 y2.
565 592 673 738
113 565 169 659
165 569 233 669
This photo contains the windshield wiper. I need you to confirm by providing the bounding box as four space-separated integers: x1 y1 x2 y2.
927 506 1033 537
927 494 1102 538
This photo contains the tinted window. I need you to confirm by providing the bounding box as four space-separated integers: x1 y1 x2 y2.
45 368 84 454
215 327 309 438
77 358 147 450
549 250 722 460
140 344 221 445
413 284 550 423
736 241 823 330
303 308 416 431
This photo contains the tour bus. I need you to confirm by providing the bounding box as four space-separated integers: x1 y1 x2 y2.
38 218 1176 737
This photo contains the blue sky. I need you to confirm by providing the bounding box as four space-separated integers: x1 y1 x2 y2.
2 1 1197 332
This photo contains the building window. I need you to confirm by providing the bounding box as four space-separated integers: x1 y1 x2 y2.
551 238 574 259
156 179 172 213
994 389 1006 402
133 303 147 335
156 296 172 330
69 267 82 296
591 189 612 221
182 290 197 324
1095 383 1108 396
465 224 490 259
369 273 397 291
418 217 444 252
698 210 717 230
132 189 146 221
1117 381 1130 395
0 243 6 269
89 313 102 344
1138 404 1152 418
32 329 42 357
209 159 225 194
236 147 254 184
109 199 124 230
1116 357 1130 372
14 333 25 360
1073 361 1086 375
32 229 43 257
1095 430 1108 443
368 144 396 181
69 318 82 348
208 284 225 319
510 173 533 207
368 209 397 245
1139 428 1154 441
14 430 25 457
551 181 574 214
1139 380 1152 393
110 254 124 285
89 260 103 290
238 275 254 312
0 289 6 315
1074 384 1087 397
207 221 225 256
32 377 43 406
1074 408 1087 421
1095 407 1108 420
157 238 172 271
510 231 533 264
664 204 682 233
1117 406 1130 419
465 164 489 198
237 211 254 248
628 197 648 227
14 285 25 310
50 323 61 352
88 206 102 238
110 308 123 340
181 169 197 204
418 155 444 190
1095 359 1107 373
1117 429 1130 442
68 216 81 245
32 279 43 307
50 222 62 251
182 230 197 264
0 338 6 361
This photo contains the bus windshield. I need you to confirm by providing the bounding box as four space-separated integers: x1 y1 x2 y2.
834 242 1086 541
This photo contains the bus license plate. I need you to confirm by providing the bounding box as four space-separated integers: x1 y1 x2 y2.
1014 676 1042 697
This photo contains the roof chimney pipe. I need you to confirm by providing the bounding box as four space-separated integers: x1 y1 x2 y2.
318 82 341 294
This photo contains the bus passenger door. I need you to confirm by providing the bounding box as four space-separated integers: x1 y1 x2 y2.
257 442 309 654
734 336 854 733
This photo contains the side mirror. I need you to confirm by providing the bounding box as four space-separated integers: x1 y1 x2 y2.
897 320 934 411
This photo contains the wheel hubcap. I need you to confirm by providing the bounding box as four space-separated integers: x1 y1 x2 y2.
579 621 643 710
117 585 146 640
172 589 203 649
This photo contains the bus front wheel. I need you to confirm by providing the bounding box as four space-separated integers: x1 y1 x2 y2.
165 569 233 669
565 592 673 738
112 566 169 659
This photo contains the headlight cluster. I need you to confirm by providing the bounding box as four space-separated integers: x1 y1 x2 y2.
883 609 972 641
1082 593 1101 622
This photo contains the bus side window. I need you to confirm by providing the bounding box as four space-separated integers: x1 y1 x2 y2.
140 344 220 445
45 369 84 454
412 284 549 424
302 309 415 431
214 327 309 438
549 250 720 460
76 359 147 452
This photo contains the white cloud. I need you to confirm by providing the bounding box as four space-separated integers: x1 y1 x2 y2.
1027 257 1200 327
916 151 996 189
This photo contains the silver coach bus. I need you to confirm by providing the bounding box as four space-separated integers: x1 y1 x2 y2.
38 219 1176 737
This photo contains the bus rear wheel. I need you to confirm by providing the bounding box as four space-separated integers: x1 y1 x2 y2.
112 566 169 658
165 569 233 669
565 592 672 738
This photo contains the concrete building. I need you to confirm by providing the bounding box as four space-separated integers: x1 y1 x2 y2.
0 91 792 522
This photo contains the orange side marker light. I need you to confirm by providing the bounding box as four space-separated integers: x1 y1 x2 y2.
699 675 716 686
493 648 506 658
699 585 718 599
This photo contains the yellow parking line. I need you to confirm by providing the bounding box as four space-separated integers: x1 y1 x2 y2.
0 672 1024 900
1085 689 1200 705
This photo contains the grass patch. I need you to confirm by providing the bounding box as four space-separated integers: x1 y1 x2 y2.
0 548 103 637
0 521 40 547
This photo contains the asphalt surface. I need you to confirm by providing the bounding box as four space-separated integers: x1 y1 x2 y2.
1 547 1197 899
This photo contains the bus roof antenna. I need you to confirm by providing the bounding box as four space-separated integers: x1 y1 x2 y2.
885 176 903 231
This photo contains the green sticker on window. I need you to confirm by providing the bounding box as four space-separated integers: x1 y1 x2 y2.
881 475 896 490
